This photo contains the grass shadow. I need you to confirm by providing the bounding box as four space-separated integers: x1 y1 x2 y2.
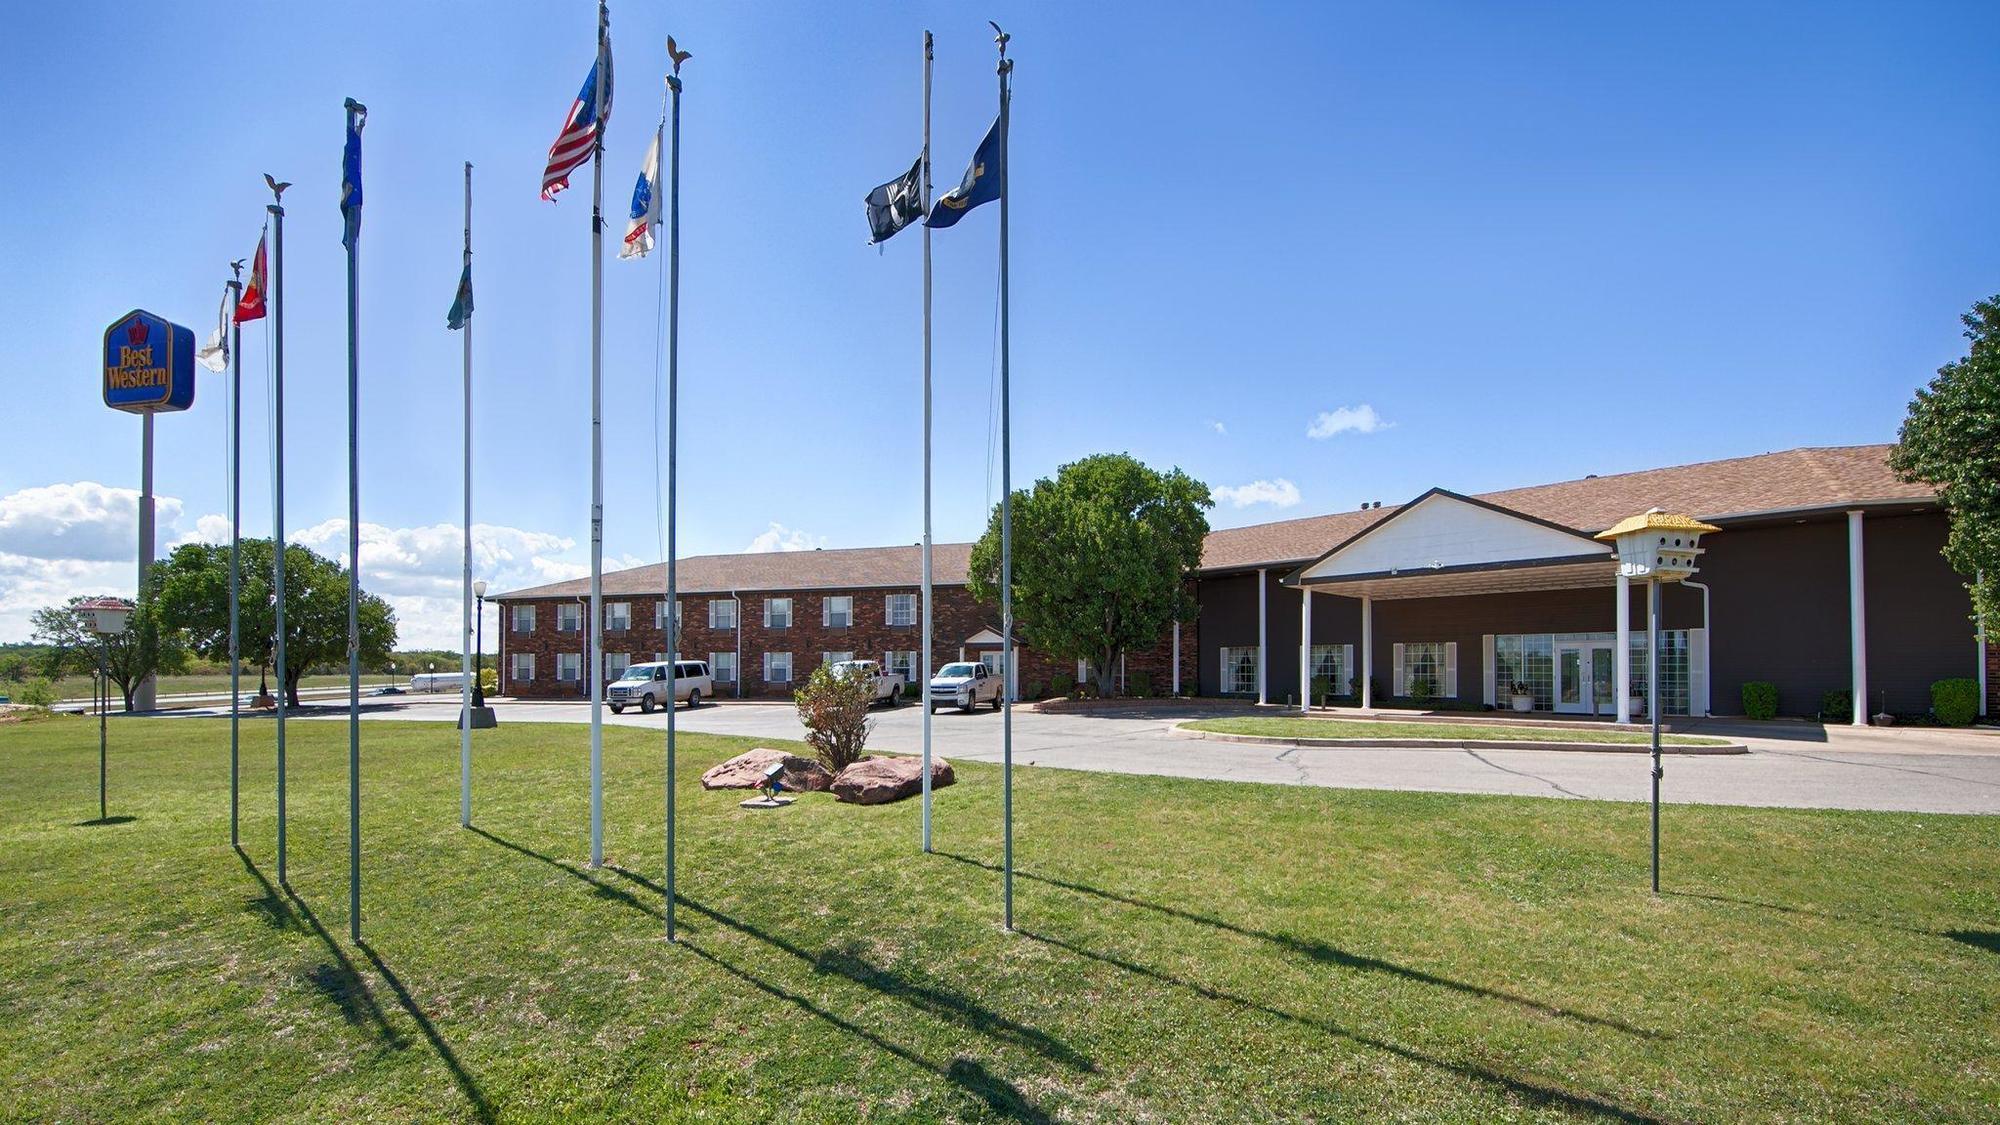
1018 928 1664 1124
936 852 1657 1039
234 849 492 1123
74 815 137 827
681 941 1051 1123
1943 930 2000 955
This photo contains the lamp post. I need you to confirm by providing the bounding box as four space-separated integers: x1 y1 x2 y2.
389 661 396 691
1595 510 1719 894
77 598 131 822
473 580 488 707
428 662 436 693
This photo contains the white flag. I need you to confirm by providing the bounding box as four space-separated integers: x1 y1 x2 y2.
619 131 661 261
195 283 231 372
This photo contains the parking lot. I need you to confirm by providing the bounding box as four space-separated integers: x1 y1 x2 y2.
246 695 2000 815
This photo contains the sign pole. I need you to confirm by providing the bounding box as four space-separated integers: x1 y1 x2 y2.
136 418 154 713
98 640 108 820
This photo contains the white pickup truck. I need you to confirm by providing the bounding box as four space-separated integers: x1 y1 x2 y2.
928 661 1003 713
828 660 906 707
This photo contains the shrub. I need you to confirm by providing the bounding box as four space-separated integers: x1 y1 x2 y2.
1130 670 1152 698
1050 672 1075 699
794 662 875 772
1310 675 1331 707
1022 680 1044 701
16 679 58 707
479 667 499 695
1408 676 1437 705
1741 681 1779 720
1818 689 1852 723
1932 678 1979 727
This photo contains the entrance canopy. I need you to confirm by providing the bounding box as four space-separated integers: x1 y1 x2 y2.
1283 488 1614 599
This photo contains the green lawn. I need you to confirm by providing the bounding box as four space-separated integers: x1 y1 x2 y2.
1185 716 1730 746
1 716 1995 1122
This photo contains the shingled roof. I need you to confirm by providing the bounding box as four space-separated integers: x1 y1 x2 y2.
1199 444 1929 571
496 445 1930 598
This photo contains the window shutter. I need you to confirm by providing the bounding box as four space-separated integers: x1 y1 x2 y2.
822 600 830 627
763 600 772 628
1342 644 1355 696
885 595 894 623
1445 642 1459 698
1690 627 1709 717
1391 643 1406 696
1480 635 1496 706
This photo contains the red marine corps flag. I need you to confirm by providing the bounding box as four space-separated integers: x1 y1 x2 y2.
235 233 268 322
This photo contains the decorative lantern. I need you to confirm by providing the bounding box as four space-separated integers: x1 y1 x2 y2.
1593 509 1719 583
77 597 133 636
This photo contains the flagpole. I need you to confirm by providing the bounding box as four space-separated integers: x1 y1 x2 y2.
920 29 935 855
343 96 366 943
266 181 289 888
227 264 243 850
588 0 609 870
664 63 682 942
460 160 475 829
995 25 1015 932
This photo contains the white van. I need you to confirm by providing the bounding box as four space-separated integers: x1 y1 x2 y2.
609 660 712 713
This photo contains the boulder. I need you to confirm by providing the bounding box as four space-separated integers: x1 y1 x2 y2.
700 748 835 793
830 755 956 805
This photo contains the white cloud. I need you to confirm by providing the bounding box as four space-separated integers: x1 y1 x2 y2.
1211 478 1302 509
0 481 185 562
1209 420 1227 435
1306 404 1392 439
746 522 826 554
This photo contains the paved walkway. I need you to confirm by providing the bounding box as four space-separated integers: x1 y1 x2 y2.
179 697 2000 815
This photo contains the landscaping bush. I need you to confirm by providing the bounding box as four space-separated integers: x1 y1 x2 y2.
1931 678 1979 727
1130 670 1152 698
1742 681 1779 720
1022 680 1044 702
1310 675 1332 707
15 679 58 707
479 667 499 695
794 662 875 773
1050 672 1075 699
1818 689 1852 723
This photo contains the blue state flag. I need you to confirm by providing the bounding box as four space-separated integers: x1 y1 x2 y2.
341 102 367 249
926 116 1002 230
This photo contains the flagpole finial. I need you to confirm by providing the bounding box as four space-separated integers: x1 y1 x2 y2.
989 20 1009 56
667 35 691 75
344 97 367 117
263 174 291 203
230 258 246 282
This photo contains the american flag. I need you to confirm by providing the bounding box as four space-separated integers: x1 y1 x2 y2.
542 37 613 201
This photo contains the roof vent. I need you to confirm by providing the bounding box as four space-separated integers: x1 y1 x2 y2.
1585 474 1599 479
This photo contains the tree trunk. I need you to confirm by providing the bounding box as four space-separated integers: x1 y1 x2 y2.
286 670 303 709
1095 650 1119 698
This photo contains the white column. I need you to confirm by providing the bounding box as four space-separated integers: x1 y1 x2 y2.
1849 509 1868 725
1298 587 1313 713
1614 572 1632 723
1256 568 1268 705
1359 595 1374 709
1171 620 1181 695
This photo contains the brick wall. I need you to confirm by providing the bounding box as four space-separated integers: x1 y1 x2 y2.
497 582 1188 701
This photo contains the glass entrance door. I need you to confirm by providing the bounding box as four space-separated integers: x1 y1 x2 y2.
1554 642 1614 715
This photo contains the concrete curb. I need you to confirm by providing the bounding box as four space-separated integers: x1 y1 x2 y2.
1170 722 1749 755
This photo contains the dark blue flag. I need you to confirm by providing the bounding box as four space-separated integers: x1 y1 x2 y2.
341 102 366 249
926 116 1002 230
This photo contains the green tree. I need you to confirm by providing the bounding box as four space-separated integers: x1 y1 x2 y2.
969 453 1210 698
794 661 876 772
1890 294 2000 631
152 538 397 707
29 596 188 711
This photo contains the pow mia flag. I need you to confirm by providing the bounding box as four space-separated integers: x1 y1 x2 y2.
865 156 925 244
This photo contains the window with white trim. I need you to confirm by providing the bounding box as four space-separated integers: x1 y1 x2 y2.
886 594 916 627
823 651 854 667
557 652 582 682
764 598 792 629
510 652 535 682
556 603 582 632
1394 641 1455 699
605 602 630 631
763 651 792 683
885 650 918 684
510 604 535 632
710 652 738 683
1220 647 1259 696
823 596 853 628
654 599 682 632
709 598 738 629
606 652 631 679
1310 644 1354 696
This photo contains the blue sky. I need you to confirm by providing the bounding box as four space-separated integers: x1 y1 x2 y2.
3 1 1997 645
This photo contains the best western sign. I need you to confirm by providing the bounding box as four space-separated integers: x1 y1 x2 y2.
103 309 195 414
